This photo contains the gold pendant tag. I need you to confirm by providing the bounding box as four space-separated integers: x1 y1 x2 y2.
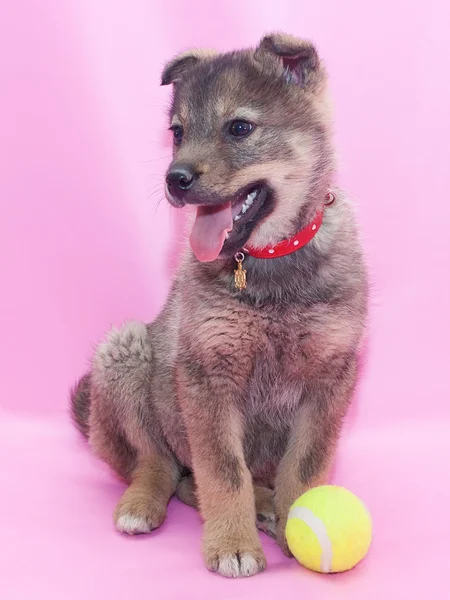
234 252 247 290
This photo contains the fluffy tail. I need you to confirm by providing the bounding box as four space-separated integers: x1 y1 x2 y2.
70 372 92 439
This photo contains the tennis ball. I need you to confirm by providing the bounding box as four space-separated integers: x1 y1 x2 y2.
285 485 372 573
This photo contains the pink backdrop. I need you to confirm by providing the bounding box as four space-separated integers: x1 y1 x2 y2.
1 1 449 598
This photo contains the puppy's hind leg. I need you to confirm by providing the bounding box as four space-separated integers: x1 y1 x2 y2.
254 485 276 539
114 453 179 535
176 473 198 508
88 321 180 535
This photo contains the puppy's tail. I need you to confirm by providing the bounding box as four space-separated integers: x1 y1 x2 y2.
70 372 92 439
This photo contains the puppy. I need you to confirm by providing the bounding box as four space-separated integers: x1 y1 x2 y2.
71 33 368 578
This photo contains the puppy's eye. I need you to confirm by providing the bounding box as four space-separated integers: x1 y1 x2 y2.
170 125 183 146
229 120 254 137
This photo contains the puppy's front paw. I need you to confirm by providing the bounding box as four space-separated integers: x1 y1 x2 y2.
206 548 266 578
114 494 166 535
204 529 266 577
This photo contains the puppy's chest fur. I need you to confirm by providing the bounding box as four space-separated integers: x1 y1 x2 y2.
236 307 321 478
247 315 309 409
182 293 321 419
176 295 313 471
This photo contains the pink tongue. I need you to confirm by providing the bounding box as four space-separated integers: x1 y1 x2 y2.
190 202 233 262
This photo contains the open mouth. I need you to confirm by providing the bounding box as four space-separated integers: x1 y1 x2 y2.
190 185 268 262
230 187 262 231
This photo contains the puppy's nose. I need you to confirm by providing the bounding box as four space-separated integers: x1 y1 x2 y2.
166 165 196 194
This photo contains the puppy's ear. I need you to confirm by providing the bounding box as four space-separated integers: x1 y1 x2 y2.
161 49 218 85
256 33 324 91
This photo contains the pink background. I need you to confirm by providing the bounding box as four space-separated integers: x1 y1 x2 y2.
1 0 449 598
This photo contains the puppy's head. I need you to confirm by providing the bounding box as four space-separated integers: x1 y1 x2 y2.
162 33 334 262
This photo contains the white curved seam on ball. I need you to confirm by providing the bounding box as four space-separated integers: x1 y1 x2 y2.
288 506 333 573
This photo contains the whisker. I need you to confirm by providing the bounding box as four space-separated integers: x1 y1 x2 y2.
146 182 165 194
152 195 167 215
139 156 171 163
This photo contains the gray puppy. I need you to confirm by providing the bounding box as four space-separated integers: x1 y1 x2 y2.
71 33 368 578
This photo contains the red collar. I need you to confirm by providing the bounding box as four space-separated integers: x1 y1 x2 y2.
245 191 335 259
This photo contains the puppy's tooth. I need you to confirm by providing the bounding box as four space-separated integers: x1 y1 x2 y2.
245 197 254 207
242 204 248 214
234 215 241 222
249 190 257 200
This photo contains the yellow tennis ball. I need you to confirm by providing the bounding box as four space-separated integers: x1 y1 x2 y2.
285 485 372 573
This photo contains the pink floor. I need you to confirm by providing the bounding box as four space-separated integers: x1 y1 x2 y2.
1 0 450 598
2 414 449 599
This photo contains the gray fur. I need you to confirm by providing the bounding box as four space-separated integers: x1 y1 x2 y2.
70 33 367 577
